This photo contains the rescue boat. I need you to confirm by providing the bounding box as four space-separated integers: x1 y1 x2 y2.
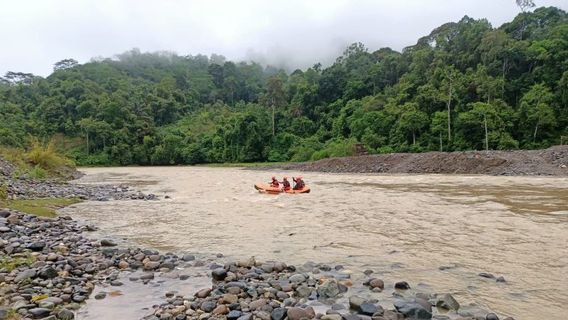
254 183 311 194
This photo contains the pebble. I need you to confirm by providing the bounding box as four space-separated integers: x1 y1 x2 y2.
394 281 411 290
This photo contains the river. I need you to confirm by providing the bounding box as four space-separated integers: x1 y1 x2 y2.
61 167 568 319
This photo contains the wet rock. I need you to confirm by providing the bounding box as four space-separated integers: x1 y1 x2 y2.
140 273 155 280
0 308 8 319
359 303 380 316
227 310 242 320
349 296 366 311
201 300 217 313
39 266 58 279
248 298 267 311
28 308 51 318
295 285 313 298
95 292 106 300
341 314 361 320
182 254 195 262
393 298 432 319
144 261 161 270
212 305 230 315
15 269 36 282
212 268 228 281
289 274 306 284
317 279 340 299
331 304 345 311
394 281 410 290
237 313 253 320
38 301 55 310
100 239 117 247
287 307 315 320
368 278 384 290
486 313 499 320
271 307 287 320
196 288 212 298
435 293 460 311
478 273 495 279
496 276 506 283
27 241 46 251
222 293 238 304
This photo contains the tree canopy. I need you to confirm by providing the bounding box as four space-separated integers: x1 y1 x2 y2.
1 6 567 165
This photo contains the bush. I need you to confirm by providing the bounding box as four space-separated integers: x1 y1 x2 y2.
26 138 72 170
315 138 358 160
377 146 395 154
28 165 48 180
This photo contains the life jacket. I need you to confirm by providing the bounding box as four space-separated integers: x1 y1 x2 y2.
282 180 291 189
271 180 279 187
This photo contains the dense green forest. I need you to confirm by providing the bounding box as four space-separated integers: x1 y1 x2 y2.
1 6 567 165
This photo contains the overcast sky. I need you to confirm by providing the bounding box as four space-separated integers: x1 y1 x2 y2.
1 0 566 77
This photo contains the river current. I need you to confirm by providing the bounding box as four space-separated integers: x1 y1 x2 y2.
61 167 568 319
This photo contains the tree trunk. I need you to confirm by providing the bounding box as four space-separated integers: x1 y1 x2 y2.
86 132 89 156
502 58 508 97
412 130 416 146
484 114 489 151
439 132 443 152
272 104 275 136
533 122 539 142
447 80 452 142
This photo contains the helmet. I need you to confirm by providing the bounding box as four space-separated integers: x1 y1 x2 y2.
296 177 302 180
272 176 277 180
283 177 288 180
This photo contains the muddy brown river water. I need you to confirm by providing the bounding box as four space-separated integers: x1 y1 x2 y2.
61 167 568 320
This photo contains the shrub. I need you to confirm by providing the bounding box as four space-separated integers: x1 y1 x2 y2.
0 184 7 201
26 138 71 170
28 165 48 180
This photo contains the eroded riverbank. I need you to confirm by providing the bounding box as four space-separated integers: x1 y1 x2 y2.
58 167 568 319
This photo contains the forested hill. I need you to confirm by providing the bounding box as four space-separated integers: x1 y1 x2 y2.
1 6 567 165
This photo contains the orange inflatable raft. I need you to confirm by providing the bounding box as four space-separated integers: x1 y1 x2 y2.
254 183 311 194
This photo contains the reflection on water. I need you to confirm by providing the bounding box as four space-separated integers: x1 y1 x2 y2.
62 167 568 319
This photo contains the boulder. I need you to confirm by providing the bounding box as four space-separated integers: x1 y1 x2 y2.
212 268 227 281
393 298 432 319
317 279 340 299
271 307 287 320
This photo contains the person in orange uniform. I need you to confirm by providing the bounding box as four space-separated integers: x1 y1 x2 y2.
281 177 291 191
293 177 305 190
269 176 279 188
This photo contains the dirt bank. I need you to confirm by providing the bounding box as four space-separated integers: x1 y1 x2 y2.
269 146 568 176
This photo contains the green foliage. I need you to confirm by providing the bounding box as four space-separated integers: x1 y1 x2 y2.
0 184 7 201
311 138 358 161
1 7 567 164
0 253 36 272
27 138 73 170
2 198 82 218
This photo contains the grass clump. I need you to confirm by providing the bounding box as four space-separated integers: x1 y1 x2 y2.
1 198 82 218
26 138 74 171
0 184 7 201
0 253 36 272
0 137 76 180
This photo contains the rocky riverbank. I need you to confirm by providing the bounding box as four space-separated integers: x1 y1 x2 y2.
1 209 516 320
0 157 156 201
264 146 568 176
